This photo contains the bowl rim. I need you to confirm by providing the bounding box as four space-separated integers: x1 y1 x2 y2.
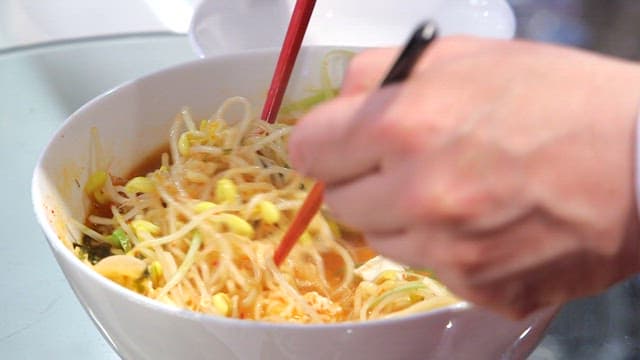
30 45 556 331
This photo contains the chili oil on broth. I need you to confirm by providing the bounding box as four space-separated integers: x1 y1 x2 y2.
82 145 376 315
73 101 457 324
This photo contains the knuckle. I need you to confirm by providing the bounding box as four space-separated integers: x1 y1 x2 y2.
341 49 389 94
456 242 487 267
397 183 432 223
446 242 488 275
369 114 429 155
401 177 482 225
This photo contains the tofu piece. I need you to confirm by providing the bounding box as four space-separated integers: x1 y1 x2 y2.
354 256 405 282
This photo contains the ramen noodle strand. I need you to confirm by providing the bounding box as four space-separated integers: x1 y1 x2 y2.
73 97 458 324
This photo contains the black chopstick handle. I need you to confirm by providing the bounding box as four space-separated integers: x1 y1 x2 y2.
381 21 438 87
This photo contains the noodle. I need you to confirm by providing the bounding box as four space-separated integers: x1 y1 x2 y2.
72 97 458 323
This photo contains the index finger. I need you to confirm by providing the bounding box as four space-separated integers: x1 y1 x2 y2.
288 86 400 184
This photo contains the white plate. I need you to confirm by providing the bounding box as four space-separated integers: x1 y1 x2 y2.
0 0 196 50
188 0 516 57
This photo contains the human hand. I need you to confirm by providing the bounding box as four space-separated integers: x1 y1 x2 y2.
288 37 640 317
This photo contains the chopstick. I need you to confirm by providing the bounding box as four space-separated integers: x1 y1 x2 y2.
273 181 325 265
261 0 317 123
273 21 439 267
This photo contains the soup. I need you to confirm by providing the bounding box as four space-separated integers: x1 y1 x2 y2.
71 97 457 323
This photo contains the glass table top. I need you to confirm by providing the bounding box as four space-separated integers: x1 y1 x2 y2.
2 33 639 359
0 34 195 359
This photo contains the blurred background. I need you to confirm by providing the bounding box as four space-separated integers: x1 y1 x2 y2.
3 0 640 58
2 0 640 359
510 1 640 359
512 0 640 59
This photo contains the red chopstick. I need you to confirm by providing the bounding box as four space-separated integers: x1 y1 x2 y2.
273 22 439 267
261 0 316 123
258 0 316 266
273 181 325 266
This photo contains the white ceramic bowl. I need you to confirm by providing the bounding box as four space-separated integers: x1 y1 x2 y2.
32 46 555 360
189 0 516 57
